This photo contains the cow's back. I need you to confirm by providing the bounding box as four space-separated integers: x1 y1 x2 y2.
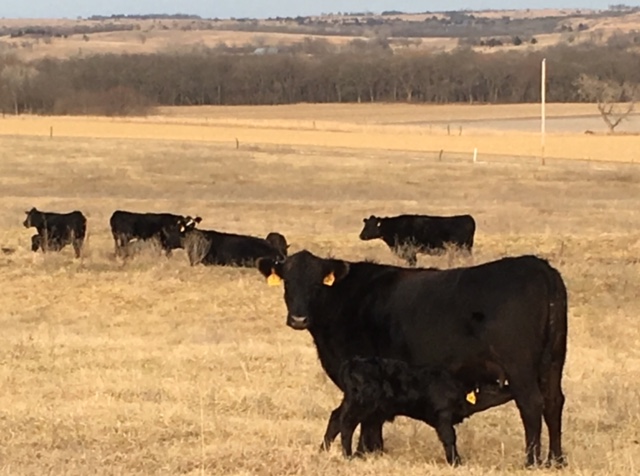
206 231 282 266
391 256 560 369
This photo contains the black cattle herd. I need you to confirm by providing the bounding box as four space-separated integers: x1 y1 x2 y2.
19 206 568 468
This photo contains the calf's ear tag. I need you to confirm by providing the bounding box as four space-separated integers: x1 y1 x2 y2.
323 272 335 287
466 391 477 405
267 270 282 286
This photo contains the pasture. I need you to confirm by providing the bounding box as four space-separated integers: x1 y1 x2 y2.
0 105 639 475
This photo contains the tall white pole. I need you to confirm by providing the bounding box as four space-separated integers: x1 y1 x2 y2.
541 58 546 165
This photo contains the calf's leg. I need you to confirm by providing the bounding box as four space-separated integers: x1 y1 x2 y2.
339 404 362 458
356 416 384 454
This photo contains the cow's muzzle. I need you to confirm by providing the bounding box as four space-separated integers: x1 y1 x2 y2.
287 315 309 330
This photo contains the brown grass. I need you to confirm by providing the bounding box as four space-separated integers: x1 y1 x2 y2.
0 109 639 474
1 104 639 163
5 10 640 60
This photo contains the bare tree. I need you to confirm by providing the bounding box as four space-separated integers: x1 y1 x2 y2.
0 63 37 114
576 73 638 133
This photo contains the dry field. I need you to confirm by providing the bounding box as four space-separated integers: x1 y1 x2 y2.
0 109 639 475
1 104 639 163
3 9 640 60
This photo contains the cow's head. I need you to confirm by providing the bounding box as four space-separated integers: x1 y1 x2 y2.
265 232 289 259
162 216 202 250
181 216 202 234
359 215 383 240
258 250 350 330
23 207 41 228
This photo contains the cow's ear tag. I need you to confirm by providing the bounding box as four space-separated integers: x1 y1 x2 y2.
465 391 477 405
180 226 185 232
267 270 282 286
323 272 335 287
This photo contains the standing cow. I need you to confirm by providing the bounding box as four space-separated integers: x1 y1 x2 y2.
109 210 201 258
257 250 567 467
359 214 476 266
23 207 87 258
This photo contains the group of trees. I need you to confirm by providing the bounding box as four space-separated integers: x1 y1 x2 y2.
0 43 638 127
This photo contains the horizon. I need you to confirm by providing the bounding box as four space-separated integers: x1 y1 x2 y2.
0 1 629 20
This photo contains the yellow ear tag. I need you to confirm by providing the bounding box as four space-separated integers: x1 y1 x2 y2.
466 391 477 405
267 270 282 286
323 272 335 287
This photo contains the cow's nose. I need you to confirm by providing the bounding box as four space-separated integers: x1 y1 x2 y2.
287 315 309 330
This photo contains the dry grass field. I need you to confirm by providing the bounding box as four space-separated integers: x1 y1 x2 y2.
1 104 639 163
0 106 639 475
3 9 640 60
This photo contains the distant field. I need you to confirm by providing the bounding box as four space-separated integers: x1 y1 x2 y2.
0 104 638 163
3 9 640 60
0 127 639 474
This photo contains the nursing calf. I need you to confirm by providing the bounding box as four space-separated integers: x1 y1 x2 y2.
324 356 510 465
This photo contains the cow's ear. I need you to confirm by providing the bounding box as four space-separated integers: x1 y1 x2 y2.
194 216 202 224
257 258 283 286
323 260 350 287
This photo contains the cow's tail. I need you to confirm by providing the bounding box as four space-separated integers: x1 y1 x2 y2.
540 260 568 395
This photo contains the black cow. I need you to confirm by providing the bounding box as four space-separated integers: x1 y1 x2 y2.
359 214 476 266
23 207 87 258
257 250 567 467
324 356 510 465
182 228 287 267
109 210 201 257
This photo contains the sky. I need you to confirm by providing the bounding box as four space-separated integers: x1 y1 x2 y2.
0 0 633 20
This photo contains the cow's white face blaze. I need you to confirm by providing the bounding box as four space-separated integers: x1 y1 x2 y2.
258 251 349 330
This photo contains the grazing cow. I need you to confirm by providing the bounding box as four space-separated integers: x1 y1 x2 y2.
257 250 568 467
359 214 476 266
324 356 510 465
23 207 87 258
181 228 287 267
109 211 201 257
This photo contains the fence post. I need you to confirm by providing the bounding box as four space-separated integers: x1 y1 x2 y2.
473 148 478 164
50 126 53 139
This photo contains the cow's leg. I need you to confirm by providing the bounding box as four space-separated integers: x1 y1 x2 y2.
435 411 461 466
114 234 129 259
356 416 384 454
541 363 566 467
321 403 343 451
512 380 544 467
72 236 83 259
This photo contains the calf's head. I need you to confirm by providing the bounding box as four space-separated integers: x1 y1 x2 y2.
359 215 383 240
257 250 349 330
23 207 42 228
265 232 289 259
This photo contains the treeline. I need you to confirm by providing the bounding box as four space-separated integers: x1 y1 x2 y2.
0 44 639 115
